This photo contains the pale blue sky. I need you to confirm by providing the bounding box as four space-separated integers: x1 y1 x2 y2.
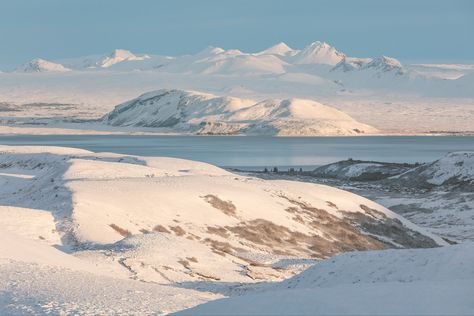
0 0 473 70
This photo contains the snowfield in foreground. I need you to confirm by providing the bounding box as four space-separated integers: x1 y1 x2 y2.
176 243 474 316
0 145 469 315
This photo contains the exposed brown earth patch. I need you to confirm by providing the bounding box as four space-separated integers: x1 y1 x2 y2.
153 225 170 233
342 208 439 248
109 224 132 237
178 259 190 269
226 218 383 258
169 225 186 236
202 194 237 216
207 226 230 238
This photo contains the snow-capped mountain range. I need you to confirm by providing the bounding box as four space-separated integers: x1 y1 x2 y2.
14 41 403 75
3 40 474 135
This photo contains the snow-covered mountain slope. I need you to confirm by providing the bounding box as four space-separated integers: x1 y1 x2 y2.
331 57 372 72
0 145 443 286
94 49 150 68
176 243 474 315
292 41 345 65
161 47 288 75
15 58 71 73
102 89 378 135
394 152 474 187
313 160 415 181
58 49 154 70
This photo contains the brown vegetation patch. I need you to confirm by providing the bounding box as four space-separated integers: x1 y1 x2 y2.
195 272 221 281
360 204 387 219
293 215 305 224
186 256 198 263
203 238 242 256
139 228 150 234
178 259 190 269
285 206 299 214
207 226 230 238
153 225 170 233
326 201 338 209
202 194 237 216
109 224 131 237
341 210 439 248
170 225 186 236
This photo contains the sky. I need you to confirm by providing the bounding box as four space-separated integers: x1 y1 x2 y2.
0 0 473 70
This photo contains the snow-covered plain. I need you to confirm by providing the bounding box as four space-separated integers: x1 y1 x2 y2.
0 145 450 315
1 41 473 134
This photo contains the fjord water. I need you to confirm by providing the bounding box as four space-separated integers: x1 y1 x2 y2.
0 135 473 169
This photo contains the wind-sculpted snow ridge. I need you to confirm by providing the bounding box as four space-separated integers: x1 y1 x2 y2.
102 89 378 135
175 243 474 315
0 145 449 314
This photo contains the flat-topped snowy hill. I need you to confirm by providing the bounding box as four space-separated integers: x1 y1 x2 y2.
103 89 378 135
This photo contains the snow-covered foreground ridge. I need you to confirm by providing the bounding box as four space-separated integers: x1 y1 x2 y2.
176 243 474 316
103 89 377 135
0 145 446 314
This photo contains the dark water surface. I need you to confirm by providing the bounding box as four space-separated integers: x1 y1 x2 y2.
1 135 473 169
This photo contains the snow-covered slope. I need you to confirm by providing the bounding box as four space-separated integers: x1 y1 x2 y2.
0 145 442 284
16 58 71 73
177 243 474 315
332 56 405 75
103 89 378 135
332 57 372 72
0 145 454 314
395 152 474 187
313 159 415 181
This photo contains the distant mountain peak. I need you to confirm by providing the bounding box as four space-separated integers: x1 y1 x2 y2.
16 58 71 73
97 49 149 68
363 56 404 73
257 42 297 56
294 41 345 65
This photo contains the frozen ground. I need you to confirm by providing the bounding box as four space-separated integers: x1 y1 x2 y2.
0 145 453 315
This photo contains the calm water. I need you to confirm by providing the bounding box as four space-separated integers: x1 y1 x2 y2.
0 135 473 169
